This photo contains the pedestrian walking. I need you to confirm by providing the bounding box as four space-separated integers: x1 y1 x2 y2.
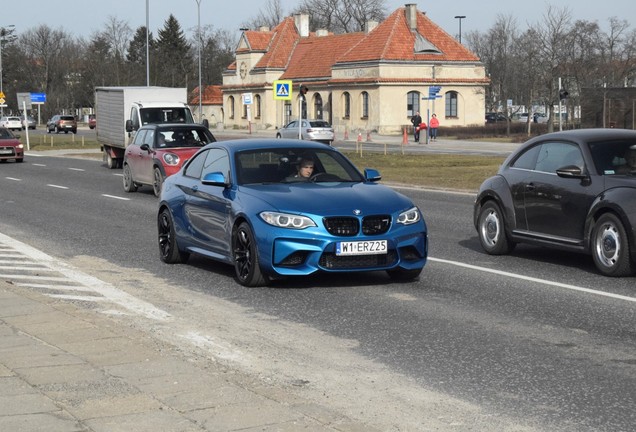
411 111 422 142
429 113 439 141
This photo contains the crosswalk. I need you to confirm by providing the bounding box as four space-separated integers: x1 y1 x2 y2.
0 232 170 321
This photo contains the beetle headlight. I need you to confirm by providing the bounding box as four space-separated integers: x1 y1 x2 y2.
397 207 421 225
163 153 180 166
260 211 316 229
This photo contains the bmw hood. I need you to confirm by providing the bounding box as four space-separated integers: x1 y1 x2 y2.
238 182 414 216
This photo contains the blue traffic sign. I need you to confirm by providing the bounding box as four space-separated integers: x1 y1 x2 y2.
30 93 46 103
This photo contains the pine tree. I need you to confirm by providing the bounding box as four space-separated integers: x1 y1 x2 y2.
156 15 193 87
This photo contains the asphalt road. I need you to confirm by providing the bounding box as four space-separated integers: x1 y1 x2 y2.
1 154 635 431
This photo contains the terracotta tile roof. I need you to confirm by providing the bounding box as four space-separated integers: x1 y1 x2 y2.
241 30 272 52
189 85 223 105
253 17 300 70
337 7 479 63
280 33 365 80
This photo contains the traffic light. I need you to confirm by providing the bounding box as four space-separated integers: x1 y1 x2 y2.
299 84 308 95
559 89 569 100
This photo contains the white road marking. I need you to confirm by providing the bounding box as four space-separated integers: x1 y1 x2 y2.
69 168 85 171
32 163 46 166
102 194 130 200
47 184 69 189
0 232 171 321
428 257 636 303
5 177 21 181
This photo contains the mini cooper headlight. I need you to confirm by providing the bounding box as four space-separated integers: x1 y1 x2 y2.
260 211 316 229
397 207 421 225
162 153 180 166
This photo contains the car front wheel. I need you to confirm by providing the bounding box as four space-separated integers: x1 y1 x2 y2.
477 201 515 255
233 222 268 287
122 163 138 192
153 167 164 197
157 207 189 264
592 213 634 276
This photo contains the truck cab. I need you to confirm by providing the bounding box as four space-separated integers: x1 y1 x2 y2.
126 102 195 135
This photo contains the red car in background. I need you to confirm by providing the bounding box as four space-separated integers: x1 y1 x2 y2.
122 123 216 197
88 114 96 129
0 127 24 163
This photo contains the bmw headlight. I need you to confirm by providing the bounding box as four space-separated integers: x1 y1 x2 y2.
162 153 180 166
260 211 316 229
397 207 421 225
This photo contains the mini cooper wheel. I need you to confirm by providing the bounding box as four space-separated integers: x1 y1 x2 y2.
122 163 138 192
477 201 515 255
157 208 189 264
233 222 268 287
592 213 634 276
153 167 164 197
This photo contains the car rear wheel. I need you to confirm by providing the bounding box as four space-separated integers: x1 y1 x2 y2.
122 163 138 192
158 208 189 264
477 201 515 255
233 222 268 287
153 167 164 197
592 213 634 276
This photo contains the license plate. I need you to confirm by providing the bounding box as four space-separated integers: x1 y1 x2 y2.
0 149 13 154
336 240 387 256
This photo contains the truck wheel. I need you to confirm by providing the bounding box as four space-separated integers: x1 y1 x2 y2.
153 167 164 197
122 163 138 192
105 152 117 169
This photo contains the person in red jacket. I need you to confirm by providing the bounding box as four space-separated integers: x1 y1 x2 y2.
429 113 440 141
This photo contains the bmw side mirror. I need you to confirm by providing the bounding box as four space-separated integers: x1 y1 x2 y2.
364 168 382 182
202 172 228 187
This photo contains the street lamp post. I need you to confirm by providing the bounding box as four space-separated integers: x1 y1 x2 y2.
195 0 202 124
454 15 466 44
146 0 149 86
0 25 16 117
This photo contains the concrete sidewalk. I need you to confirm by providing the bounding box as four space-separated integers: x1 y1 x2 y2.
0 281 376 432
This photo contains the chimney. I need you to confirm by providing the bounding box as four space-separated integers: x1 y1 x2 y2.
259 26 270 32
294 13 309 37
316 29 329 37
365 20 379 34
405 3 418 31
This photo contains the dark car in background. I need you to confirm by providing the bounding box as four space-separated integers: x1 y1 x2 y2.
276 119 335 145
474 128 636 276
123 123 216 197
485 112 508 123
0 127 24 163
47 115 77 134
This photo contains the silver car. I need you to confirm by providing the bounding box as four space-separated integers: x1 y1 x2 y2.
21 116 36 130
276 119 335 145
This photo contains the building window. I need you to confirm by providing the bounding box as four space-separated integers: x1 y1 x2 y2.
255 95 261 119
229 96 235 119
242 101 248 119
445 91 458 118
407 91 420 117
361 92 369 118
314 93 323 119
343 92 351 119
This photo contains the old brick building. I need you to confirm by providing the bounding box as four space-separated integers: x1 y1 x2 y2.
221 3 489 134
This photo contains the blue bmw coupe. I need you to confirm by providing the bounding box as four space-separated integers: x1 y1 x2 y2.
157 139 428 286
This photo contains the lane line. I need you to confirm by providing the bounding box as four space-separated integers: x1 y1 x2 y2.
428 257 636 303
102 194 130 200
4 177 22 181
47 184 69 189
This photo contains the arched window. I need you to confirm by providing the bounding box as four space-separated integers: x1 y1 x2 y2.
407 91 420 117
343 92 351 119
445 91 458 118
254 95 261 119
228 96 235 119
361 92 369 118
242 100 248 118
314 93 323 119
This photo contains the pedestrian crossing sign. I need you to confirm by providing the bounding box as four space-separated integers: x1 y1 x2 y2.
273 80 292 100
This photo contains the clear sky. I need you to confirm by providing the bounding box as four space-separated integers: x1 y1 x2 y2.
2 0 630 42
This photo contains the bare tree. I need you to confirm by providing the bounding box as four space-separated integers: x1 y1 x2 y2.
99 16 133 85
293 0 387 33
242 0 285 30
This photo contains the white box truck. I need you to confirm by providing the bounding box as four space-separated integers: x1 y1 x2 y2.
95 86 196 169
